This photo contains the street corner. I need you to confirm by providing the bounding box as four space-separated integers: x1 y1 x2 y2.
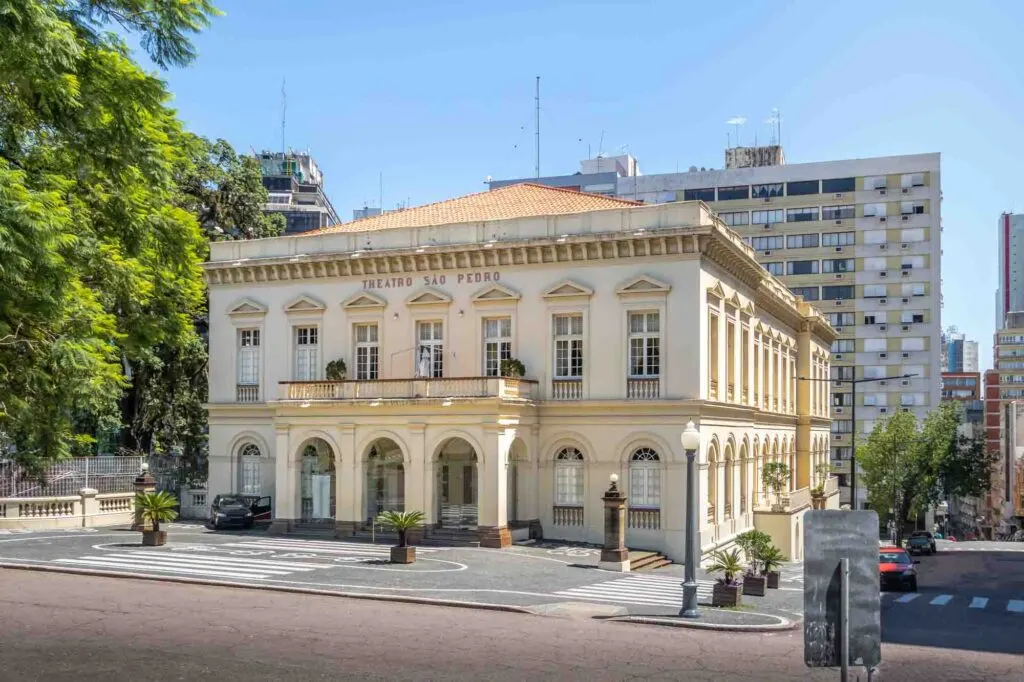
606 608 800 632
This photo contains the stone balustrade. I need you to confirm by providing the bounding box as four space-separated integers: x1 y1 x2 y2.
0 489 135 529
281 377 537 402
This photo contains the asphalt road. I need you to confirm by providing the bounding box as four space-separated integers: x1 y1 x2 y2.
881 542 1024 656
2 571 1021 682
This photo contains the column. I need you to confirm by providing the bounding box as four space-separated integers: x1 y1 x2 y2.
335 425 358 537
270 425 292 534
527 424 542 538
406 423 428 529
478 425 513 548
766 339 776 411
753 332 762 407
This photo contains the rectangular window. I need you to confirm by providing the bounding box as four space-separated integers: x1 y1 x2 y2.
628 312 660 378
764 262 784 276
900 228 926 242
719 211 749 226
863 366 886 379
822 177 856 193
787 260 820 276
900 201 926 215
417 320 444 378
726 320 736 393
238 329 260 385
752 209 785 224
684 188 716 201
822 205 856 220
709 313 719 388
863 315 877 325
902 283 927 296
863 393 886 407
786 179 820 196
293 326 319 381
863 257 887 270
864 175 888 190
752 183 783 198
827 312 856 327
833 393 853 407
864 284 887 298
786 233 819 249
751 235 784 250
787 207 820 222
832 339 855 353
354 323 380 380
789 286 820 301
821 231 856 246
717 185 749 201
862 203 888 217
483 317 513 377
822 258 855 273
831 420 853 434
822 285 854 300
900 173 925 188
864 338 887 352
863 230 887 245
555 463 584 506
553 314 584 379
901 337 925 352
831 366 854 381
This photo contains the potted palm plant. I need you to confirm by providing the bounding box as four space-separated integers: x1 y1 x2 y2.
736 529 771 596
758 544 787 589
376 510 425 564
325 359 347 381
136 491 179 546
500 358 526 378
707 548 744 607
761 462 791 512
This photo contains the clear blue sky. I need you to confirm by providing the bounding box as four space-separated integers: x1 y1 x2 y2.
158 0 1024 369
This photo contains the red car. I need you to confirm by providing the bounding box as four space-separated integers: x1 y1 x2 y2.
879 545 919 592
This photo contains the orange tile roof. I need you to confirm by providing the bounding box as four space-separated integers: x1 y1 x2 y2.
311 183 641 234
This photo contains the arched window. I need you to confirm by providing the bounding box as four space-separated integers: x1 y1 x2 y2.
724 447 734 519
629 447 661 509
739 446 749 514
554 447 584 507
239 443 261 494
707 445 718 523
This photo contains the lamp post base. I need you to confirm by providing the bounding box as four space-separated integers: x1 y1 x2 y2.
680 582 701 618
598 560 631 573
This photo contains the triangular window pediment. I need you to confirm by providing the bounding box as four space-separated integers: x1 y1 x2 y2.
542 279 593 299
284 294 327 313
471 283 521 302
342 291 387 310
706 281 726 299
406 287 452 306
726 293 742 309
742 302 756 316
616 275 671 297
227 298 268 316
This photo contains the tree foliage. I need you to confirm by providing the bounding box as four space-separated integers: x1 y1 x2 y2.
0 0 221 469
858 403 994 529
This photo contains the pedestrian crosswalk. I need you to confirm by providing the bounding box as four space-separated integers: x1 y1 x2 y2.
941 546 1024 553
54 537 436 581
552 574 715 608
885 592 1024 613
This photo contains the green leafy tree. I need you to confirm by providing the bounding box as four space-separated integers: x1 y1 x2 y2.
0 0 220 470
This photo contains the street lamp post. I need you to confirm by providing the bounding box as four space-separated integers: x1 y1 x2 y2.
798 373 917 509
680 420 701 618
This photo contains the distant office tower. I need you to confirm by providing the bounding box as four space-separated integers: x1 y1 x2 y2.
996 213 1024 329
257 151 340 234
943 330 979 372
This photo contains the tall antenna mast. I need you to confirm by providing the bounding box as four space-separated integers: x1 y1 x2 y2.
281 78 287 154
767 108 781 146
534 76 541 178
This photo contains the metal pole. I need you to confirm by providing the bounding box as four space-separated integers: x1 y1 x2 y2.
534 76 540 179
840 557 850 682
680 447 700 618
850 380 857 509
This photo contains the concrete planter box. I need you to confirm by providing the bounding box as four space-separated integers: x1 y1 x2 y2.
712 582 742 607
742 574 767 596
811 494 826 510
142 530 167 547
390 546 416 564
766 571 781 589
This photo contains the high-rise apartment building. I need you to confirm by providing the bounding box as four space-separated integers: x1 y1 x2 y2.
490 147 942 509
996 213 1024 328
256 150 340 234
942 329 979 372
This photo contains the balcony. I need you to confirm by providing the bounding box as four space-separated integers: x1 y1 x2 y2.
279 377 536 402
627 508 661 530
551 379 583 401
626 378 659 400
236 384 260 403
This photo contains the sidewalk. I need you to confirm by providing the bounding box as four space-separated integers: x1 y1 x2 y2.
0 523 803 631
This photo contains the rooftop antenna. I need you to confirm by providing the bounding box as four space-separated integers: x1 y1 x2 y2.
726 116 746 148
766 108 781 146
280 78 287 154
534 76 541 178
379 171 383 211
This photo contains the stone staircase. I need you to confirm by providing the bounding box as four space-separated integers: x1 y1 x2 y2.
283 521 336 539
629 549 672 571
346 525 481 548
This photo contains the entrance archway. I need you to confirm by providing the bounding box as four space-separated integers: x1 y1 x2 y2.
365 438 405 522
299 438 336 523
435 437 478 528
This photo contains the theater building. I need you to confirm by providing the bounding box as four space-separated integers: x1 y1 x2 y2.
204 184 838 560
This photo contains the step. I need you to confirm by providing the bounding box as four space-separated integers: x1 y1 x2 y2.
629 549 673 571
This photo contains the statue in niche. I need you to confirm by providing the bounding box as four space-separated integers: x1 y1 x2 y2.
417 346 431 378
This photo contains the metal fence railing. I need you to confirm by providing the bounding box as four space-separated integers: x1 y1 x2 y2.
0 456 144 498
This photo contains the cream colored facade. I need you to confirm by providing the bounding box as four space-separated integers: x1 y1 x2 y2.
204 187 837 560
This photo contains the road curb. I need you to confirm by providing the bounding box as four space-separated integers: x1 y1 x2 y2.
0 561 532 615
607 612 799 632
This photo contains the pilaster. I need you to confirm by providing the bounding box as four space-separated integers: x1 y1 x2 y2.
478 424 514 548
407 423 429 522
336 424 357 537
270 425 293 534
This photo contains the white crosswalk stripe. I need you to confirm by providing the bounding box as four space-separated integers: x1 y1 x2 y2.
52 537 436 581
886 593 1024 613
552 574 714 608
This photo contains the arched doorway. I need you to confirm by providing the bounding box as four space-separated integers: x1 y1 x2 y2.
436 437 478 529
507 438 527 524
299 438 336 523
365 438 405 522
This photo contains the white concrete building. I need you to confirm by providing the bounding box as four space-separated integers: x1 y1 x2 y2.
204 184 838 560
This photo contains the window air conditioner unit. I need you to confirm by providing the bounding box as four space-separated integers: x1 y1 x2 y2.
901 271 910 277
880 271 888 277
835 354 843 360
901 324 910 331
763 224 772 230
880 407 888 414
764 197 771 202
902 352 911 358
879 352 887 358
902 188 910 194
763 250 772 256
902 215 910 221
880 244 887 250
835 273 843 280
901 297 909 303
880 216 887 222
901 379 910 386
880 380 888 386
879 324 887 331
902 408 911 413
835 407 844 414
835 219 843 225
901 243 910 249
835 300 843 306
834 193 843 199
835 246 843 252
835 326 843 332
879 189 887 195
880 298 888 305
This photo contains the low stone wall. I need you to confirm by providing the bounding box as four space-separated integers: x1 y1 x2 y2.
0 489 134 529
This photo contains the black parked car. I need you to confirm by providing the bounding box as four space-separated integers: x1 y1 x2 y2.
209 494 271 530
907 531 936 554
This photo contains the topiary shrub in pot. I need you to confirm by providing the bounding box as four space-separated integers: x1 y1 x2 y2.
376 510 425 564
325 359 347 381
707 548 744 607
500 358 525 378
137 491 179 547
